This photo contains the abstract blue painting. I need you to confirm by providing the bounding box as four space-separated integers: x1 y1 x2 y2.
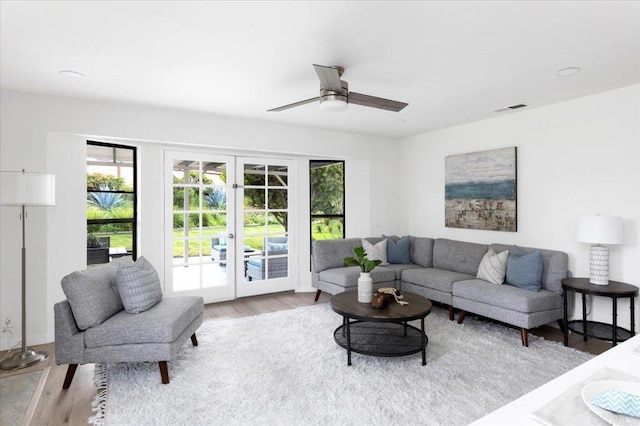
445 147 517 231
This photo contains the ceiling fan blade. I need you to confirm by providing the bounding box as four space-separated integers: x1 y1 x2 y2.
267 97 320 112
349 92 408 112
313 64 343 92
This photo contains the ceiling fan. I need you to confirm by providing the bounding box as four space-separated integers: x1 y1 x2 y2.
267 64 408 113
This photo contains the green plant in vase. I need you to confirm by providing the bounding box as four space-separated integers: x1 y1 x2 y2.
344 246 381 272
344 246 381 303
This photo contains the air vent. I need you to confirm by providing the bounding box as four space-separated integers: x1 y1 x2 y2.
494 103 529 113
508 103 528 110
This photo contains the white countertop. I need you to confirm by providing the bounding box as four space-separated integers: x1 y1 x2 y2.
472 335 640 425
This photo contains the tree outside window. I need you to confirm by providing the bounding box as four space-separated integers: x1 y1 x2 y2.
310 160 345 242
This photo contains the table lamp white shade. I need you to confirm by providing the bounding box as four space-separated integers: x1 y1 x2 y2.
0 171 55 206
576 215 623 285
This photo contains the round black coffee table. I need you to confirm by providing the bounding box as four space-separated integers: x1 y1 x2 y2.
330 291 432 366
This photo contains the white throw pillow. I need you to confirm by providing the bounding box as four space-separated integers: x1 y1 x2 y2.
362 239 388 266
477 249 509 285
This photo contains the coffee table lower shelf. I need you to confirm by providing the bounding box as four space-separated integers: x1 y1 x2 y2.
333 321 428 363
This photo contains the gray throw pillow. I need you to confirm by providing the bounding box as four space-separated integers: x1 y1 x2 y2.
116 256 163 314
61 257 134 330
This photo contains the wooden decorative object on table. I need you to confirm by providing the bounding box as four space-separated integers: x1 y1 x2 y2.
372 292 392 309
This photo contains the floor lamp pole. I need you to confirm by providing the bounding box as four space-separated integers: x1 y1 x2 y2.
0 205 49 370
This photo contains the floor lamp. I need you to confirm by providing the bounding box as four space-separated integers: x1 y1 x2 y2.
0 170 55 370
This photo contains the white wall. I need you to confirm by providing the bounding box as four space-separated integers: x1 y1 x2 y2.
2 85 638 349
399 84 640 328
0 89 402 348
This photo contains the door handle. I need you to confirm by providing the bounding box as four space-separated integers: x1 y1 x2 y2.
227 233 234 239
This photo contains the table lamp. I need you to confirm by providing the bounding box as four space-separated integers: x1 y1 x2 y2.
576 215 623 285
0 170 55 370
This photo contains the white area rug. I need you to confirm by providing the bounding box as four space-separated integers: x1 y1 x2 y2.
95 304 593 425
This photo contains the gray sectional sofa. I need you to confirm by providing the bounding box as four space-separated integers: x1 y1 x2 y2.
311 237 568 346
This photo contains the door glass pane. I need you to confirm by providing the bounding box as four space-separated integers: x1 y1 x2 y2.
202 263 226 288
244 188 265 210
268 188 287 210
244 164 265 186
268 165 287 186
202 187 226 212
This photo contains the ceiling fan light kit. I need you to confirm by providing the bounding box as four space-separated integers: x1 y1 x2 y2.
268 64 408 113
319 88 348 112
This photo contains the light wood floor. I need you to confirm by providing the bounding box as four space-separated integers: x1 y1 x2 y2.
0 291 610 425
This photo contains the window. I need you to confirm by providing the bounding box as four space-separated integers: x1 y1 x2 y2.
310 160 345 244
86 141 137 264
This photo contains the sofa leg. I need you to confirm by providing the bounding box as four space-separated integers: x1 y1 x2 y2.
457 310 466 324
521 328 529 347
314 289 322 302
448 306 454 321
62 364 78 389
190 333 198 346
159 361 169 384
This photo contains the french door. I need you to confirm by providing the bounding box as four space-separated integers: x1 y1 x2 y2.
165 152 295 303
236 157 295 298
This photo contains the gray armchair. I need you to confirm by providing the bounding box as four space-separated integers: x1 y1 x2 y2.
55 258 204 387
246 237 288 281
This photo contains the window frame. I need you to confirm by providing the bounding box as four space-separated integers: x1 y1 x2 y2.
309 160 345 250
86 140 138 261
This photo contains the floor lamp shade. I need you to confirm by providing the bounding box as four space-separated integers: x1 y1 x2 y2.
0 170 55 370
1 171 55 206
576 215 623 285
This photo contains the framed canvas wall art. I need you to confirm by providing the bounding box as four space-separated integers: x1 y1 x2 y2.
445 147 517 232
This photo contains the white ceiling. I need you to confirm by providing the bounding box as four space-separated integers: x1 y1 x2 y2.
1 1 639 139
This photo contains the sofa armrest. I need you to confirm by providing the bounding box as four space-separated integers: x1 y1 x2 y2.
312 238 361 273
54 300 86 364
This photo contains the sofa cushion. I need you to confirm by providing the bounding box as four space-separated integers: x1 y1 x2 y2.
362 239 388 265
380 263 423 280
452 279 562 313
318 266 395 288
61 257 134 330
433 239 488 275
410 237 435 268
401 268 474 294
312 238 361 272
491 243 568 294
84 296 203 348
116 256 163 314
385 235 411 264
506 246 543 292
476 249 509 285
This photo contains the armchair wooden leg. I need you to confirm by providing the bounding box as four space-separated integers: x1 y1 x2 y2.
159 361 169 384
457 310 466 324
448 306 454 321
190 333 198 346
314 290 322 302
521 328 529 347
62 364 78 389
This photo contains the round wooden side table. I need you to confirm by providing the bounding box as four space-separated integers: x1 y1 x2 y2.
562 277 638 347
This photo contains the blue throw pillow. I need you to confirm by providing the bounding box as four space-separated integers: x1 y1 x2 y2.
506 246 543 292
385 235 411 264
